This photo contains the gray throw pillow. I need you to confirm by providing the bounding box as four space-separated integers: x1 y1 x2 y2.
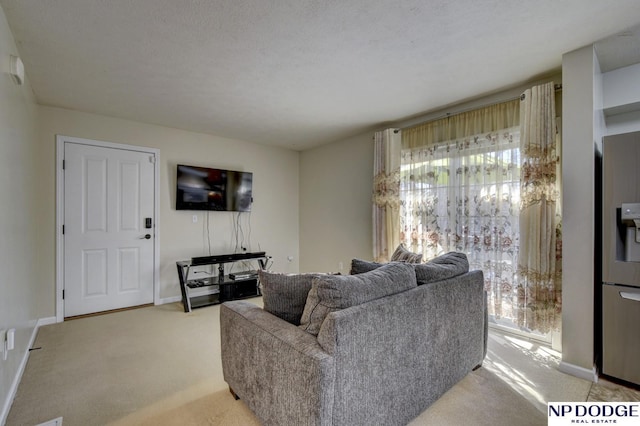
299 262 417 336
259 271 320 325
414 252 469 285
349 258 384 275
390 244 423 263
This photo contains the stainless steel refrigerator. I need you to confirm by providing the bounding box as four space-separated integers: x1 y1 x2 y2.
602 130 640 386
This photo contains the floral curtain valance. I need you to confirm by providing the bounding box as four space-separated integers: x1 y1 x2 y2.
402 100 520 149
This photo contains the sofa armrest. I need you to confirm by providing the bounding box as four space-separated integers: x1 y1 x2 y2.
220 301 335 426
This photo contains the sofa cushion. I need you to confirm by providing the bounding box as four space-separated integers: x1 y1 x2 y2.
259 270 320 325
351 252 470 286
414 252 469 285
299 262 417 336
390 244 423 263
349 258 384 275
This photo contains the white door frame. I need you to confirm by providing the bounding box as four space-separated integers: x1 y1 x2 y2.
56 135 161 322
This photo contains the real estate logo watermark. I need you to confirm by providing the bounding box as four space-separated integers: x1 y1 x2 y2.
548 402 640 425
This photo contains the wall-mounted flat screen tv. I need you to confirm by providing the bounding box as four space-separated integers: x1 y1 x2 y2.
176 164 253 212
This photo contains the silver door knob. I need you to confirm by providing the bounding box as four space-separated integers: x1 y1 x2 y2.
140 234 151 239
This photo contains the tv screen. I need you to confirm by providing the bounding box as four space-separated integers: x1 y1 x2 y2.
176 164 253 212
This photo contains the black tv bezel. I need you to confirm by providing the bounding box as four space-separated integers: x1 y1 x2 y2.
175 164 253 212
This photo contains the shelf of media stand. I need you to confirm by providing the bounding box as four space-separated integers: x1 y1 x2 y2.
176 252 267 313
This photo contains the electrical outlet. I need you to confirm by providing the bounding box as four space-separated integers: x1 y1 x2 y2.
7 328 15 351
338 262 344 271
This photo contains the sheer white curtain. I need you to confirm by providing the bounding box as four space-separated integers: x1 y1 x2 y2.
517 82 562 333
399 100 528 329
372 129 401 262
400 125 521 325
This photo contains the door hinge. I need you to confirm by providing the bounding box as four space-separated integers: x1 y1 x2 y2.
62 159 65 170
62 225 65 235
62 289 65 300
149 155 156 164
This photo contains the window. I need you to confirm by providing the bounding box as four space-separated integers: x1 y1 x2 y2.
399 126 552 335
388 85 560 337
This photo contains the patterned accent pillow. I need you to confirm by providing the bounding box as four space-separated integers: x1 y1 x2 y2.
349 258 384 275
259 271 321 325
390 244 423 263
414 252 469 285
299 262 417 336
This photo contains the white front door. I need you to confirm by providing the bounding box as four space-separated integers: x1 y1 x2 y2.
63 142 155 317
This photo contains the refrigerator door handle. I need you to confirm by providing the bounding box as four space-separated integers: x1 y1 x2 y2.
620 291 640 302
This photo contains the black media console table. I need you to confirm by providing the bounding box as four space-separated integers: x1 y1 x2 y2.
176 251 267 312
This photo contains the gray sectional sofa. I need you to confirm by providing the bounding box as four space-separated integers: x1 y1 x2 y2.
220 253 487 426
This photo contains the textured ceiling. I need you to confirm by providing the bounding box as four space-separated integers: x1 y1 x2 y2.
595 25 640 72
3 1 640 150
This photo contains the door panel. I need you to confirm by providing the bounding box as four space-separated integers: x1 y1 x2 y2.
64 142 154 317
118 247 140 292
603 132 640 286
85 157 107 232
120 161 140 231
602 284 640 385
84 249 107 296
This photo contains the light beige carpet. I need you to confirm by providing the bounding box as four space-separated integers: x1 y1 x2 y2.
7 300 597 426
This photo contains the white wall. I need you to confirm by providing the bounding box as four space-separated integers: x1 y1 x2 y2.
605 110 640 135
560 45 601 380
299 132 374 273
602 63 640 136
37 106 301 306
0 6 42 423
602 63 640 112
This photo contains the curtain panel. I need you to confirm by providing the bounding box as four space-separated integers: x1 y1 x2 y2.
518 82 562 333
372 129 401 262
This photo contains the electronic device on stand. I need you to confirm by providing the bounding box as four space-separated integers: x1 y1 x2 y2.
176 251 268 312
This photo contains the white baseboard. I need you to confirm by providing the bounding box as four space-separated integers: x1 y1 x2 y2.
559 361 598 383
38 317 57 327
157 295 182 305
1 317 45 426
